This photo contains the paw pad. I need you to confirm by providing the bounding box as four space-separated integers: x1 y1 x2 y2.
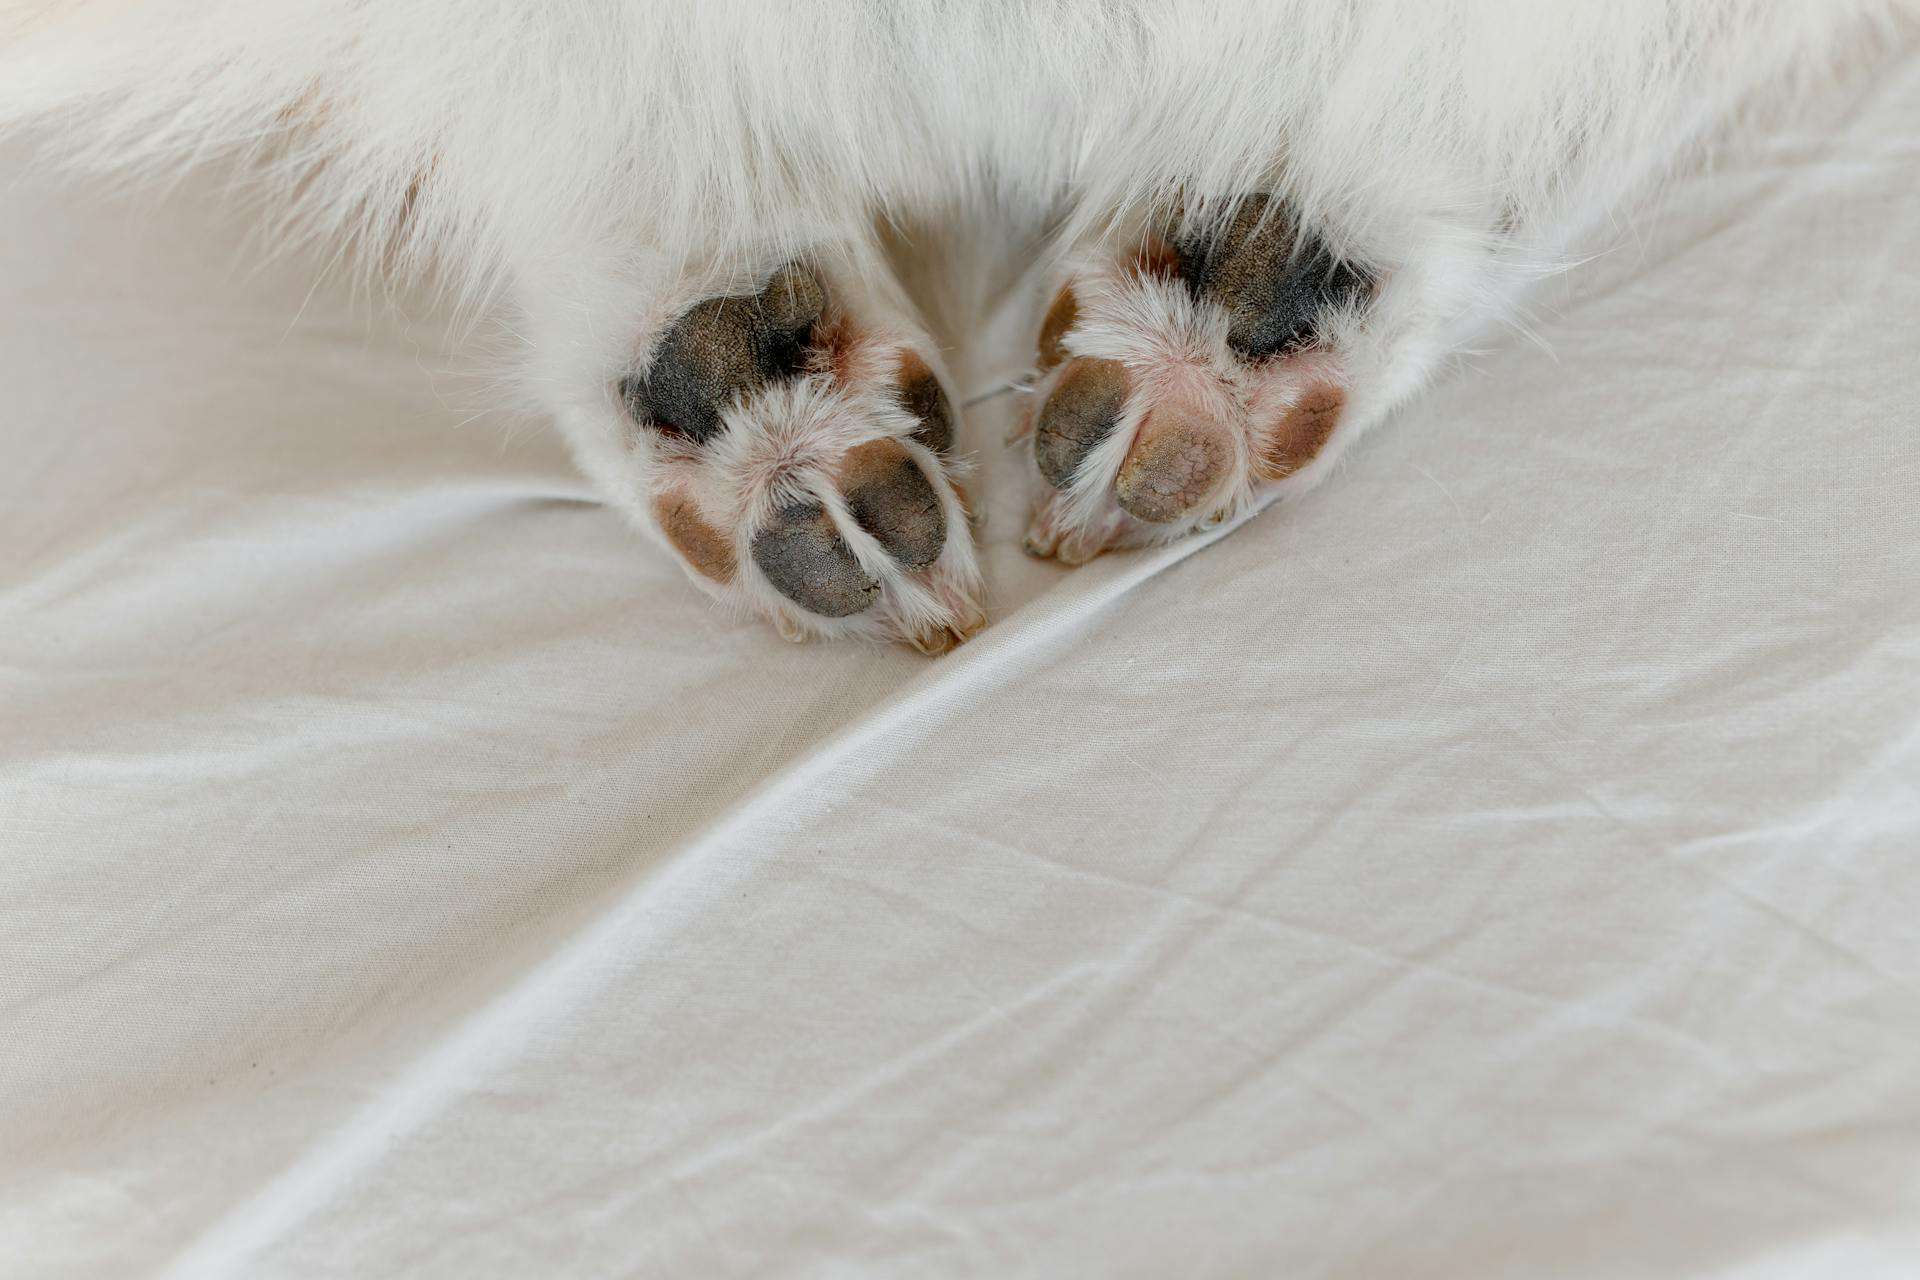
894 351 956 454
1023 194 1375 560
1034 357 1127 488
1112 408 1232 524
839 439 946 570
750 500 879 619
1171 194 1372 359
622 261 980 649
620 264 825 444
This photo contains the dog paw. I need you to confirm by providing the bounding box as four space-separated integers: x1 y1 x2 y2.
620 262 983 653
1017 194 1375 563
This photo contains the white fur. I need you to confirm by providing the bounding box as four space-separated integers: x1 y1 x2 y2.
3 0 1911 640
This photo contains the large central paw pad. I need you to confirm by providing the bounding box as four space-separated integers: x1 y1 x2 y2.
622 264 823 445
621 264 982 653
1020 195 1376 563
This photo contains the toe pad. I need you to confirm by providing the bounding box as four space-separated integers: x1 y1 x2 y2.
1035 357 1129 489
1113 408 1233 523
840 439 947 570
751 501 879 618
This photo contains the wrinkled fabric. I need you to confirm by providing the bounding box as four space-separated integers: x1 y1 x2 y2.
4 56 1920 1280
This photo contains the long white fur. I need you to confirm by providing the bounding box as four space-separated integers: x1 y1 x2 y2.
2 0 1911 637
7 1 1902 281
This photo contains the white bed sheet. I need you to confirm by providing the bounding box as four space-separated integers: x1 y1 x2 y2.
3 51 1920 1280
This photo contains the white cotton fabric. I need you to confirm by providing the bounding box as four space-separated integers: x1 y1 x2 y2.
4 57 1920 1280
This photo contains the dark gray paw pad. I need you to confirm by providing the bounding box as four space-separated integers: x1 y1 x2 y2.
1172 194 1372 359
840 440 946 570
1035 357 1129 489
895 351 956 454
751 500 879 618
621 263 827 444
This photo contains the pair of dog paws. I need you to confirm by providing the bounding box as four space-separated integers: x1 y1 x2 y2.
618 196 1376 652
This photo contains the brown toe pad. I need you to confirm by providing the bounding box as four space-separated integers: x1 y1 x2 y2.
653 489 737 584
1113 409 1232 524
1254 385 1345 480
